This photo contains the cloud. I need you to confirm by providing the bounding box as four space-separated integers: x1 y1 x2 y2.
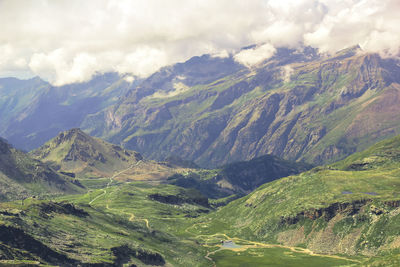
234 44 276 67
281 65 294 83
0 0 399 85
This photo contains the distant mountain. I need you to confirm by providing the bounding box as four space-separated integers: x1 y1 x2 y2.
209 133 400 257
82 46 400 167
30 128 188 181
0 73 137 151
168 154 312 198
0 137 81 201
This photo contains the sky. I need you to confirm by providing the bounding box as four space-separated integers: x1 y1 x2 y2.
0 0 399 85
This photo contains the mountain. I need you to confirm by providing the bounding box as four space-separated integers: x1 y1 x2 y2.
82 46 400 167
168 154 312 198
203 133 400 260
0 137 81 201
0 73 137 151
30 128 188 182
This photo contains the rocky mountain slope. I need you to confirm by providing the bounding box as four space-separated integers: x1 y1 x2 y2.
0 138 82 201
83 46 400 167
203 133 400 259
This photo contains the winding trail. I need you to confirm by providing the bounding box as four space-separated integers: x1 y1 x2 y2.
126 212 151 230
88 160 142 205
88 160 152 231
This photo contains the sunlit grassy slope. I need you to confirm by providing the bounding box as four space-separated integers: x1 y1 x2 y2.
198 134 400 264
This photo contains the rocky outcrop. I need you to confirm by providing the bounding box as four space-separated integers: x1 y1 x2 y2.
0 225 80 266
111 245 165 266
279 200 371 226
39 202 89 218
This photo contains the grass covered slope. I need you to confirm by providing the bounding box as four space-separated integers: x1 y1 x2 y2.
168 154 313 198
0 181 356 266
0 182 212 266
200 134 400 262
0 138 82 201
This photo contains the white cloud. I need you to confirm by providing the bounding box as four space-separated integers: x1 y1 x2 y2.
0 0 399 85
123 75 135 83
234 44 276 67
281 65 294 83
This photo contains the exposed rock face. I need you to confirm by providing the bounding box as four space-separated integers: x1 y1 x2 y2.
39 202 89 218
83 48 400 167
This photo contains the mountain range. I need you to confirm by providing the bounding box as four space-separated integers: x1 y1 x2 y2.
81 46 400 167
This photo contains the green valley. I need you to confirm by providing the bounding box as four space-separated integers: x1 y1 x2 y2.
1 132 400 265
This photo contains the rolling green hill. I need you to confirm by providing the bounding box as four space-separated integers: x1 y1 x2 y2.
0 182 212 266
83 46 400 168
0 138 82 201
195 134 400 264
0 181 359 266
3 134 400 265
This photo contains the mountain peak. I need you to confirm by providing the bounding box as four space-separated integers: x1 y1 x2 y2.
31 128 143 179
55 128 91 144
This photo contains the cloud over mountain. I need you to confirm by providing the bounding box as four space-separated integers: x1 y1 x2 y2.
0 0 399 85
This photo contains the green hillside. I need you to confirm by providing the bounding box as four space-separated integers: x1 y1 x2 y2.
0 181 359 266
0 138 82 201
3 134 400 265
0 182 212 266
168 154 313 198
193 134 400 265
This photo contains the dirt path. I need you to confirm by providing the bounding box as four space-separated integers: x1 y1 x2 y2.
204 251 216 267
88 189 106 205
88 160 152 231
88 161 142 205
127 212 151 230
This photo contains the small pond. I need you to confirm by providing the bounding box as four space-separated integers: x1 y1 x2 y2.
221 240 242 249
